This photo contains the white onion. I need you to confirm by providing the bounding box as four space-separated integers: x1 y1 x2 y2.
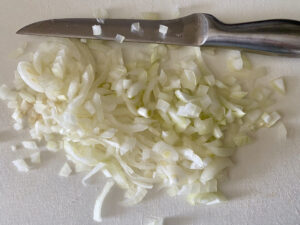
227 50 243 71
271 77 285 94
92 25 102 36
11 145 17 152
12 159 30 172
131 22 141 33
82 162 106 186
30 152 41 164
137 107 150 118
156 99 170 113
159 25 168 36
1 36 285 223
93 180 114 222
22 141 38 150
59 162 72 177
115 34 125 43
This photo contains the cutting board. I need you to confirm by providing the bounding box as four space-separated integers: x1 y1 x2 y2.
0 0 299 225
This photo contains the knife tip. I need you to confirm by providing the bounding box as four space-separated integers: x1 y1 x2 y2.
16 28 24 35
16 24 31 35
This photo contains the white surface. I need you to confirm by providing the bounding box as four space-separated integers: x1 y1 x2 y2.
0 1 300 225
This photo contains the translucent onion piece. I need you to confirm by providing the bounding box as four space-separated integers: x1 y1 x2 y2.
200 158 233 183
92 25 102 36
131 22 141 33
115 34 125 43
82 162 106 186
271 77 285 94
159 25 168 35
22 141 38 150
59 162 72 177
12 159 30 172
30 152 41 164
93 180 115 222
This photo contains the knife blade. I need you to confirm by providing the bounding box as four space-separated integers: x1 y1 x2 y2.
16 14 208 46
16 14 300 55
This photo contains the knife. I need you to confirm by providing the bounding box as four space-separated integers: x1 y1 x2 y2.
17 13 300 56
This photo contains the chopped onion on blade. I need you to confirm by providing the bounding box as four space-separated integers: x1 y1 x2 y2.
115 34 125 43
131 22 141 33
92 25 102 36
159 25 168 36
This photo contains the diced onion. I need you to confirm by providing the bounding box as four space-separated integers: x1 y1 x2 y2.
177 103 201 118
271 77 285 94
59 162 72 177
159 25 168 36
0 84 17 100
137 107 150 118
11 145 17 152
227 50 243 71
12 159 29 172
115 34 125 43
30 152 41 164
22 141 38 150
131 22 141 33
200 158 233 184
156 99 170 113
92 25 102 36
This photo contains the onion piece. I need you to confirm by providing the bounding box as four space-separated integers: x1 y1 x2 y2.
271 77 285 94
120 187 147 206
156 99 170 113
30 152 41 164
177 103 201 118
93 180 115 222
115 34 125 43
159 25 168 36
180 148 207 169
22 141 38 150
0 84 17 100
137 107 150 118
131 22 141 33
200 158 233 184
92 25 102 36
227 50 243 71
11 145 17 152
17 62 44 93
82 162 106 186
59 162 72 177
12 159 30 172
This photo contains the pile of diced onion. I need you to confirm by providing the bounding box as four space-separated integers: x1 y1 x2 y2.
0 36 286 223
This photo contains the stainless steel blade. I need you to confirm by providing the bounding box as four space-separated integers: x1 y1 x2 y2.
16 14 208 46
17 14 300 55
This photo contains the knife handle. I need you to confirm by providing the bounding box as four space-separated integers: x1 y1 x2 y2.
204 14 300 56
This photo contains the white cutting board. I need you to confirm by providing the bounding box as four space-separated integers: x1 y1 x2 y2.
0 0 299 225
